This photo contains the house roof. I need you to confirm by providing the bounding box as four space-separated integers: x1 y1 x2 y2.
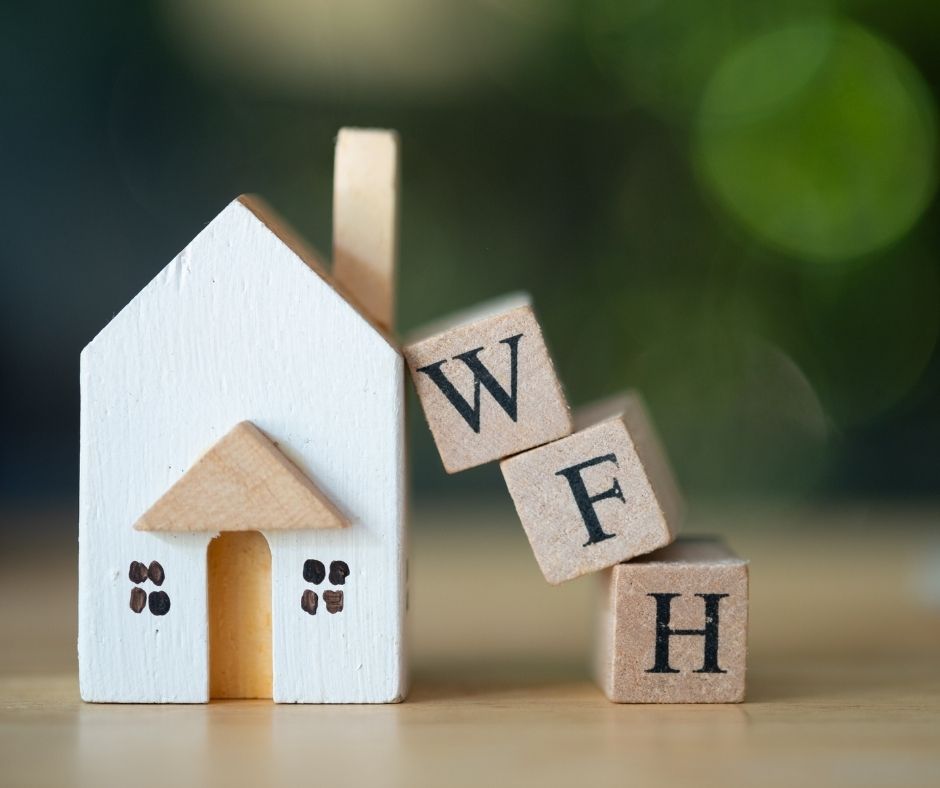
235 195 397 349
81 193 404 539
82 194 398 360
134 421 348 533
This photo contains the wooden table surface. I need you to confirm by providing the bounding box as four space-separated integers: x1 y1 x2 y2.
2 503 939 787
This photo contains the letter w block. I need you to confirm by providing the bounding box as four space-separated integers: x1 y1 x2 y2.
404 294 571 472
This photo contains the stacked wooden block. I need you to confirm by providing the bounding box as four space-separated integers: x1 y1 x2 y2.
405 296 748 703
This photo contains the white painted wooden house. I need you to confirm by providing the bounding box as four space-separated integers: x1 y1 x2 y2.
79 131 406 703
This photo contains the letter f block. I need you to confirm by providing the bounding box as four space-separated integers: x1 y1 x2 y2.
404 294 572 473
500 392 682 584
596 537 748 703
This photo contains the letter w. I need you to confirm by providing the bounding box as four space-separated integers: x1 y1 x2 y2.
416 334 523 433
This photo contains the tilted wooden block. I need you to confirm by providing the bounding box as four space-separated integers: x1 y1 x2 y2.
134 420 348 533
404 293 572 473
595 537 748 703
500 392 682 584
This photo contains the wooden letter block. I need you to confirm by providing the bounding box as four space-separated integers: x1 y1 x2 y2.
500 392 681 584
596 537 748 703
404 293 572 473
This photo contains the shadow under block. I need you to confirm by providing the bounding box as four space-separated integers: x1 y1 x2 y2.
404 294 572 473
596 538 748 703
134 421 348 533
500 392 681 584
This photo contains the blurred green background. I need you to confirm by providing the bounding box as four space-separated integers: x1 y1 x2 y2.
2 0 938 508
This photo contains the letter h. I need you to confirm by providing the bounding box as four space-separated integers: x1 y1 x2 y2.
645 593 729 674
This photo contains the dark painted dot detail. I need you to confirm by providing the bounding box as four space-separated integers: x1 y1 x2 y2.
329 561 349 586
148 561 165 586
129 587 147 613
129 561 148 584
148 591 171 616
301 589 318 615
303 559 326 585
323 590 344 614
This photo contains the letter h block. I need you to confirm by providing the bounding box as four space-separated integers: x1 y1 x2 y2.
596 538 748 703
500 392 681 584
404 294 572 473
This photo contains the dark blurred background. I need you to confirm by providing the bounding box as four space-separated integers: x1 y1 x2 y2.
2 0 939 511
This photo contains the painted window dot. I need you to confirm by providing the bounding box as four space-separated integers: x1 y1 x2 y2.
129 561 148 584
148 591 171 616
323 590 344 614
329 560 349 585
148 560 165 586
303 559 326 585
129 587 147 613
301 589 319 615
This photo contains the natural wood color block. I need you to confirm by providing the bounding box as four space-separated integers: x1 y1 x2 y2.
208 531 273 699
404 293 572 473
134 421 348 533
333 128 399 332
596 537 748 703
500 392 681 584
18 506 940 782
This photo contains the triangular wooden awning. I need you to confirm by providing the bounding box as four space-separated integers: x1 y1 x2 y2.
134 421 348 533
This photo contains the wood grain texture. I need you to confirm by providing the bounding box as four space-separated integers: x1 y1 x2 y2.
596 537 748 703
404 294 571 473
576 392 683 529
333 128 399 332
500 392 680 584
134 421 348 533
208 531 273 699
79 196 406 703
4 505 940 785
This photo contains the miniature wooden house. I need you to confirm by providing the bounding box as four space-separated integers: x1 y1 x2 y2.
79 131 406 703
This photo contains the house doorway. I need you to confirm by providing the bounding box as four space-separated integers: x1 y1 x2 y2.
208 531 273 699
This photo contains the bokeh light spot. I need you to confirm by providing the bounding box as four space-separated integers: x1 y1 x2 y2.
632 331 830 499
695 21 937 264
162 0 550 99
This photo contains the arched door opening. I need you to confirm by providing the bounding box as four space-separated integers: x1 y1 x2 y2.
208 531 273 699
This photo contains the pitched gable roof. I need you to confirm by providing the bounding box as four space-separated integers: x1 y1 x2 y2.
236 195 397 348
83 195 398 361
134 421 348 533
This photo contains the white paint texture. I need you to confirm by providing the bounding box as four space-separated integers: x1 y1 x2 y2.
79 197 406 703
